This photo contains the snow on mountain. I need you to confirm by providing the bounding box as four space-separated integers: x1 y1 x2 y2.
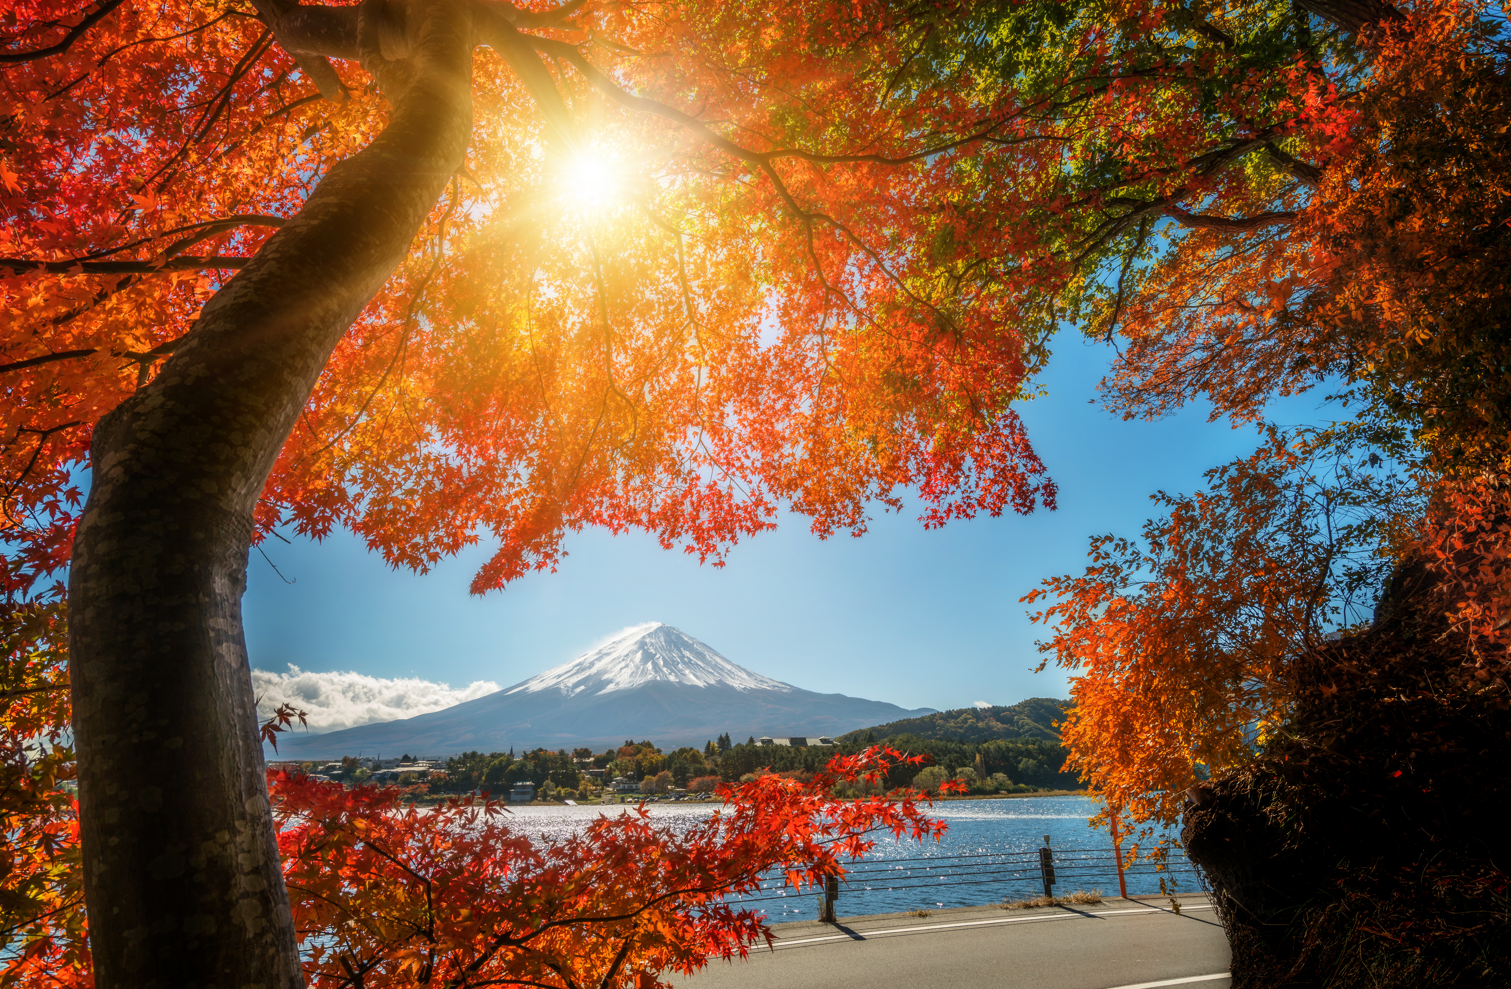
509 623 793 697
265 623 937 758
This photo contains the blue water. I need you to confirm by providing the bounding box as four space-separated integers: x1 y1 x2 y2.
502 795 1201 922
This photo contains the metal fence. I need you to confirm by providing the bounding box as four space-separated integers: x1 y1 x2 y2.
729 841 1205 921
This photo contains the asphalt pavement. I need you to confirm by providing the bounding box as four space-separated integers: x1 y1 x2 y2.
677 894 1230 989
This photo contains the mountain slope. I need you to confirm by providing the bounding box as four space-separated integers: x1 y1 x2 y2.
268 624 935 758
506 622 791 696
839 697 1071 743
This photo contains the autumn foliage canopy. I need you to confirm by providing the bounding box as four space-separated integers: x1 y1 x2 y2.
271 755 954 989
3 0 1510 983
1024 0 1511 841
0 0 1075 606
5 699 959 989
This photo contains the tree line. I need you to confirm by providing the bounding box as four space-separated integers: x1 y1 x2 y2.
418 732 1077 796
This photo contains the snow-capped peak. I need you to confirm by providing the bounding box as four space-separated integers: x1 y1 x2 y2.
507 623 794 697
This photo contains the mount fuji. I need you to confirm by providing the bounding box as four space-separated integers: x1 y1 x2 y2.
267 623 936 758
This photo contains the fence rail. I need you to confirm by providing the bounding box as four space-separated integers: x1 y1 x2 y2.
729 842 1204 918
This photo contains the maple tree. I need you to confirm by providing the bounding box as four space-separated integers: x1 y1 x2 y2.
1015 0 1511 981
1027 0 1509 829
5 0 1071 984
4 0 1502 984
1027 425 1440 827
5 741 960 989
276 752 954 989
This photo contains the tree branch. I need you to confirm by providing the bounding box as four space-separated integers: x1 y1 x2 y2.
509 33 965 337
39 11 242 102
0 895 85 938
77 214 285 262
3 421 84 499
523 33 1001 170
514 33 775 167
1193 20 1237 48
1294 0 1404 34
0 682 69 700
1168 6 1237 48
265 1 361 60
136 29 277 193
596 936 636 989
488 0 587 30
0 0 129 64
1264 142 1323 187
0 255 249 274
472 5 576 144
1 335 189 377
248 0 353 100
1163 205 1298 230
44 274 139 329
1071 132 1303 262
0 350 99 375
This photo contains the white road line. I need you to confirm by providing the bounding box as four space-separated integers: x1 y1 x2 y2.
771 904 1216 949
1100 974 1229 989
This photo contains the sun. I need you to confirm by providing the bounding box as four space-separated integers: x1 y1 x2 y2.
559 152 625 210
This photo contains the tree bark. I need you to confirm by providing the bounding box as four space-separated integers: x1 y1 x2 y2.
66 2 473 986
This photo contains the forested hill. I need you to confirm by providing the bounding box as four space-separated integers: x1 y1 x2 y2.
840 698 1071 744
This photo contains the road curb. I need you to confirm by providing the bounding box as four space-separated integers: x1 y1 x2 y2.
765 893 1217 946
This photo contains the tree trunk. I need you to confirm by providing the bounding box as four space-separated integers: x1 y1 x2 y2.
1183 562 1511 987
66 3 473 986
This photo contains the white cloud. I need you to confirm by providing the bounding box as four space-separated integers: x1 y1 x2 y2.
973 700 993 709
252 665 500 733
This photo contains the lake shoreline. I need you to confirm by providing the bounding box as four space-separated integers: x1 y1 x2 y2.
458 794 1191 916
434 788 1088 808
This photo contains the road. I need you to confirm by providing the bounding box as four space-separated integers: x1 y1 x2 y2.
676 895 1230 989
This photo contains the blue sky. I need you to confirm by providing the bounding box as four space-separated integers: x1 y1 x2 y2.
243 330 1323 718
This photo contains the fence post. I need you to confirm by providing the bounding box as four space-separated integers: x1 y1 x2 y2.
819 874 838 923
1038 835 1056 899
1110 808 1129 900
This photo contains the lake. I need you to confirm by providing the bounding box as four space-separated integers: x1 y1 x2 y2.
499 795 1200 921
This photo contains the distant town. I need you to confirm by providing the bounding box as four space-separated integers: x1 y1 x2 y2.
269 703 1083 805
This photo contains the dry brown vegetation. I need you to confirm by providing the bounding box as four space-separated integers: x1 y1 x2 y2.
1001 890 1105 909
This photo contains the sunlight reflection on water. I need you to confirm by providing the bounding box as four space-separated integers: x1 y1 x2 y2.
495 795 1193 921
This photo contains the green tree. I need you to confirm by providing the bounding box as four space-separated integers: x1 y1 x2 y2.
911 766 949 794
481 755 515 789
666 757 691 788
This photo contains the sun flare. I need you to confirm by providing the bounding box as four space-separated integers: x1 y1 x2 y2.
560 152 624 209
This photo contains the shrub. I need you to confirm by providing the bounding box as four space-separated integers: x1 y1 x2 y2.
688 776 721 794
